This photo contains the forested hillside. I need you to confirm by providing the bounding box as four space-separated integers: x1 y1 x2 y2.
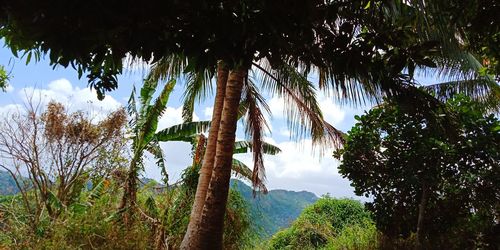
231 179 318 237
0 171 20 195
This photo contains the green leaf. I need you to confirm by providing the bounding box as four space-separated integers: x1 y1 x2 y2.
364 1 371 9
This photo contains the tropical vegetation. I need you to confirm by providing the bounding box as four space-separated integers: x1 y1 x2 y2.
0 0 498 249
336 95 500 248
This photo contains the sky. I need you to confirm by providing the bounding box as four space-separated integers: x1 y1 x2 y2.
0 43 436 200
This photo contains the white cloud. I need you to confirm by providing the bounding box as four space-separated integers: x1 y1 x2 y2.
157 106 200 130
318 93 345 126
266 93 346 136
142 141 194 183
233 139 363 199
278 127 291 137
18 78 122 121
204 106 213 120
0 104 22 117
4 84 14 93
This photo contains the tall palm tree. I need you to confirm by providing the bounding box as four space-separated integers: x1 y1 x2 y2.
144 54 343 249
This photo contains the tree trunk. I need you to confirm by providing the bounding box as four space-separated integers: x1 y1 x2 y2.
180 61 229 249
196 68 246 249
118 160 138 225
415 184 429 250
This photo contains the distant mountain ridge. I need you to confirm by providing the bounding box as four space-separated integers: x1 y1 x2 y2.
230 179 318 237
0 171 317 237
0 171 22 195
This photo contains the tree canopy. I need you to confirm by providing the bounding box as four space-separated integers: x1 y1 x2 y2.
2 0 493 98
336 95 500 248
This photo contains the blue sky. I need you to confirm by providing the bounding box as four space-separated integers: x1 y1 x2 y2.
0 42 437 199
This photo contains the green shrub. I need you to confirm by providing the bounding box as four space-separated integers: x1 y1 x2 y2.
267 197 377 250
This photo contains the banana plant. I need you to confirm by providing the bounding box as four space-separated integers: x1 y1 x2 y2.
119 77 179 216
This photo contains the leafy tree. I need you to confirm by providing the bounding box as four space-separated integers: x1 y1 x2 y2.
336 95 500 248
118 76 177 222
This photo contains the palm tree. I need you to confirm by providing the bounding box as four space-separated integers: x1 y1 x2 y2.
143 54 343 249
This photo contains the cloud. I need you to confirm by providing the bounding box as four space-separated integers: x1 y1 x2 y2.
0 103 22 117
317 93 345 126
4 84 14 93
142 141 194 183
266 93 346 136
233 138 364 200
18 78 122 120
204 106 213 120
157 106 200 130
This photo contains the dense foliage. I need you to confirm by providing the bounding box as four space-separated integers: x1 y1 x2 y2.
0 169 256 249
268 197 377 250
336 96 500 248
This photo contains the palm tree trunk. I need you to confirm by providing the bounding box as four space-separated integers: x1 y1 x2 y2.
415 184 429 250
180 61 229 249
196 68 246 249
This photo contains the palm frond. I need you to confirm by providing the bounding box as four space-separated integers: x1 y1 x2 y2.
241 79 271 194
148 54 188 83
254 60 345 150
233 141 281 155
88 179 106 204
181 70 214 122
231 159 267 194
423 78 500 112
127 85 138 130
154 121 210 142
145 196 159 218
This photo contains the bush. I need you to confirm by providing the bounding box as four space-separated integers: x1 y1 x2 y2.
267 197 377 250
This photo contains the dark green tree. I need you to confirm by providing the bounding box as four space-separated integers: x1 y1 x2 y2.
336 95 500 249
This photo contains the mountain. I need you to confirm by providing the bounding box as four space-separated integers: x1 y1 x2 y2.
0 170 21 195
230 179 318 237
